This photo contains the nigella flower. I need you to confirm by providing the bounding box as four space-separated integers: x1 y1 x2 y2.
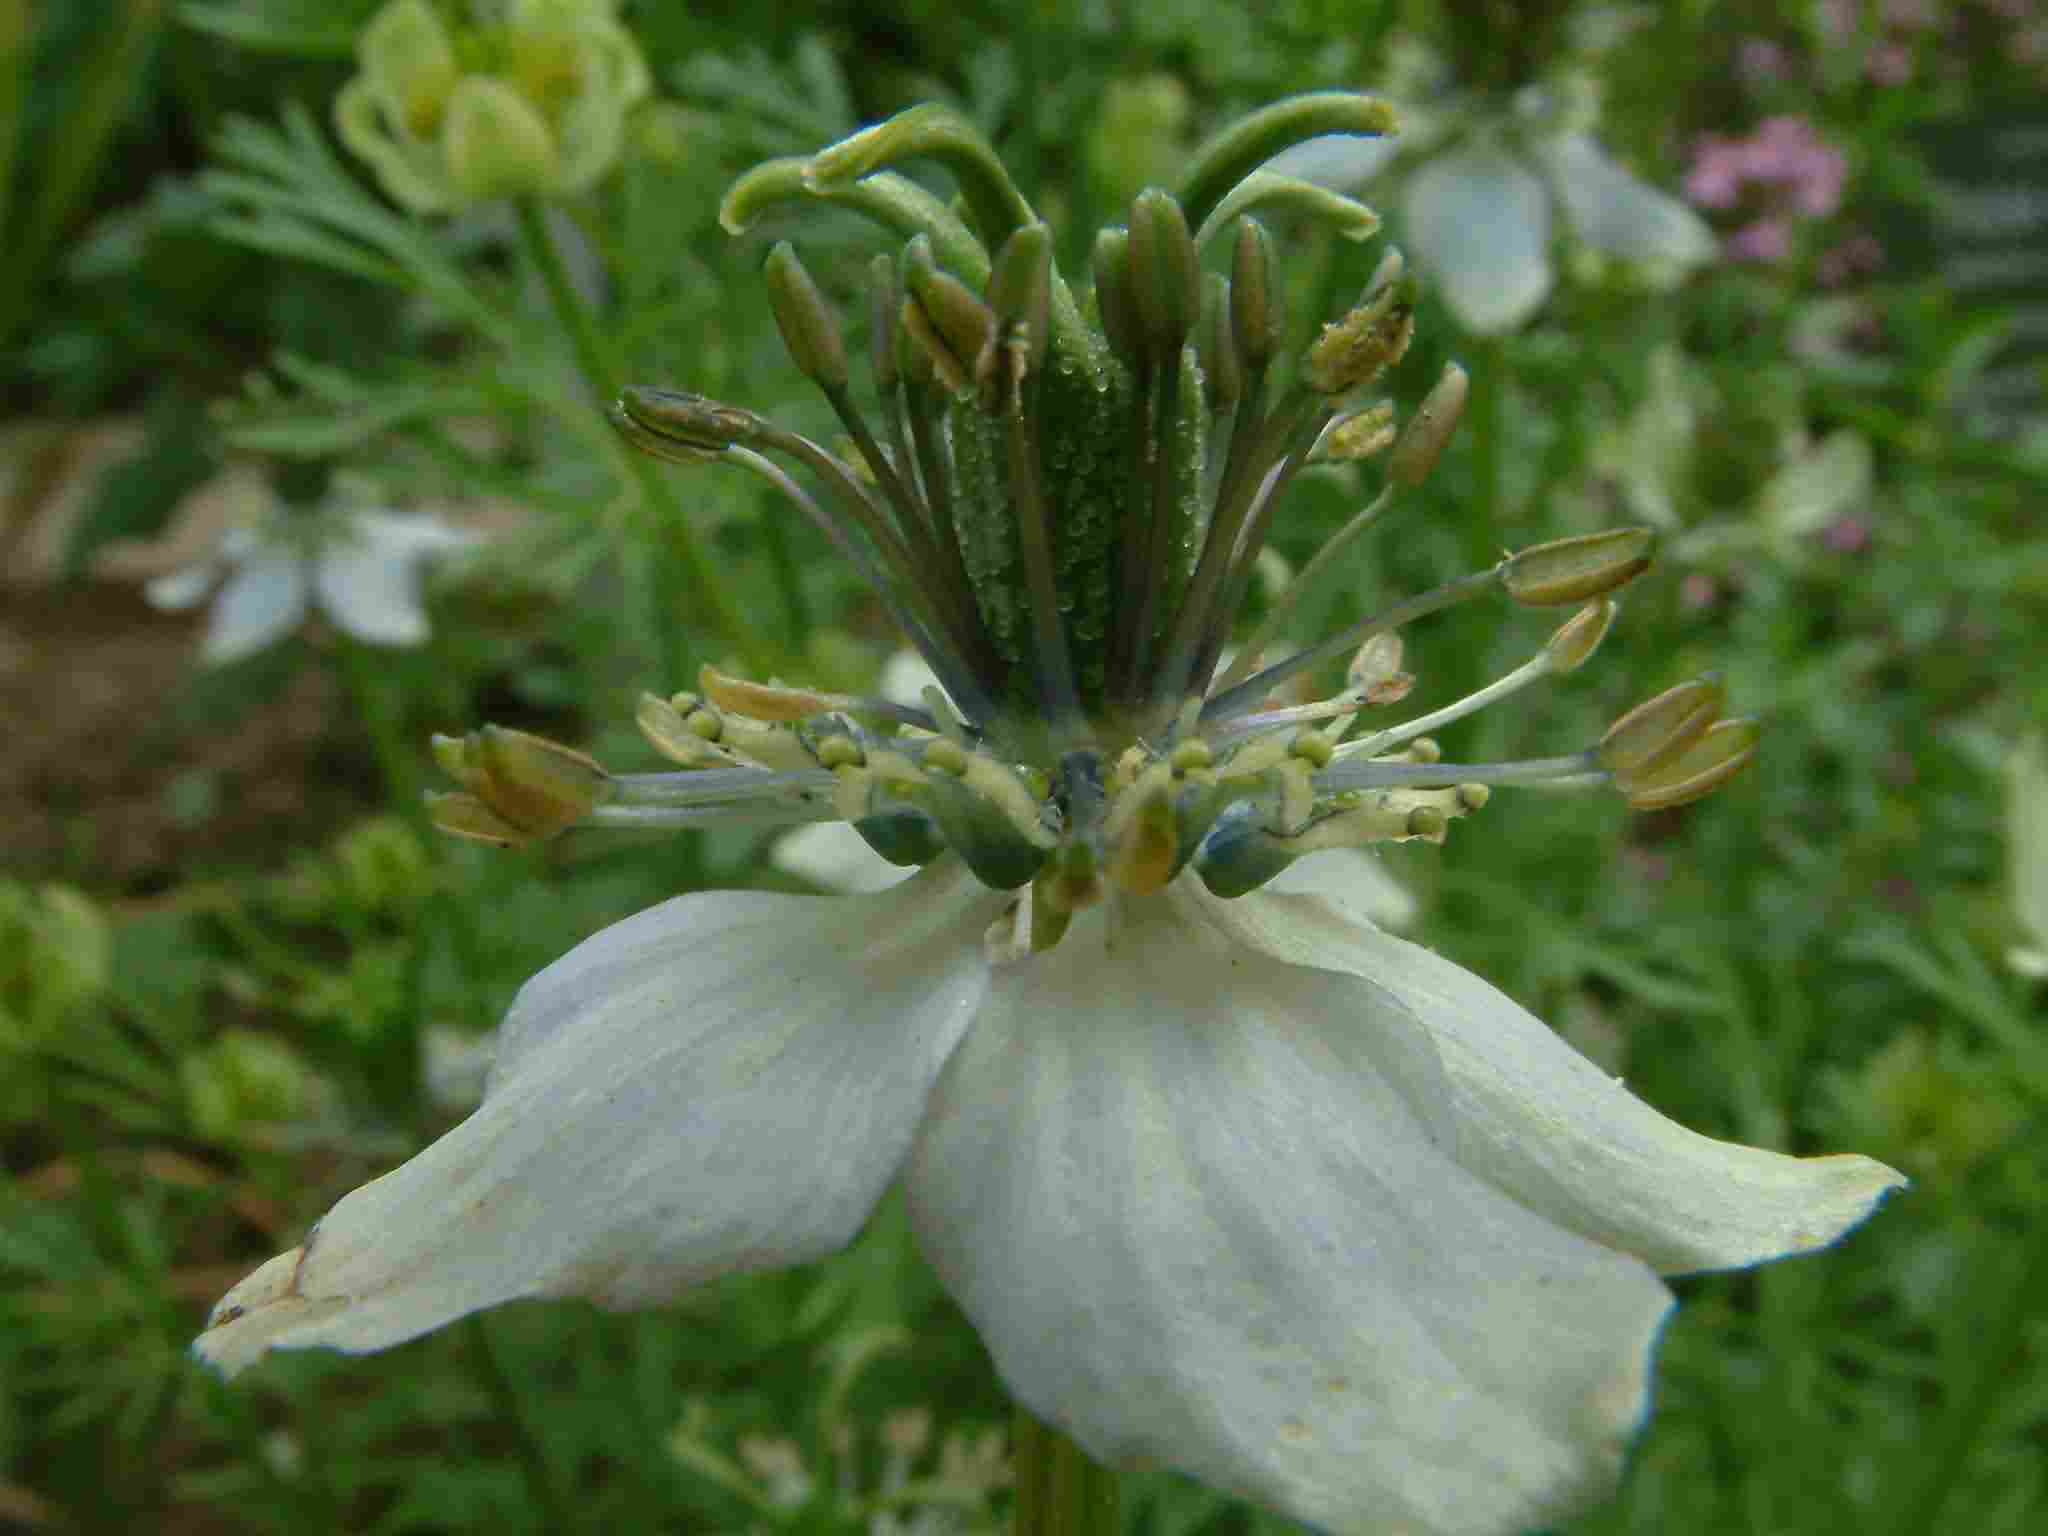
1270 70 1714 334
146 496 479 663
334 0 650 215
199 97 1901 1536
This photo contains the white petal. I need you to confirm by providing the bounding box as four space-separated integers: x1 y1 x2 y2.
1262 131 1400 192
878 648 947 710
197 861 1001 1375
312 518 445 647
200 552 309 663
2008 734 2048 955
1403 143 1553 334
1532 134 1716 269
1207 882 1905 1275
770 820 917 894
349 507 483 556
909 885 1672 1536
144 560 222 613
1264 848 1416 931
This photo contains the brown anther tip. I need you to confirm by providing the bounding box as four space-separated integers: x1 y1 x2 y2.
1600 677 1727 785
1623 717 1760 811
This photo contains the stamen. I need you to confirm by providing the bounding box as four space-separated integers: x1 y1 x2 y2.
1337 652 1553 761
726 447 998 726
609 767 837 807
1314 750 1607 794
1233 484 1395 683
1201 566 1500 725
585 803 837 831
1188 396 1331 699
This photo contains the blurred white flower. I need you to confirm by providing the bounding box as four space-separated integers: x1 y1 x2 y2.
1274 88 1714 335
147 506 479 664
2007 734 2048 979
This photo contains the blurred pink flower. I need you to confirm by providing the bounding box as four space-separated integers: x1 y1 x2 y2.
1726 218 1792 264
1684 116 1847 264
1736 37 1792 86
1820 515 1871 554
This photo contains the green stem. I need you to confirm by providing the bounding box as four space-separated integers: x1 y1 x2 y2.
1889 1202 2048 1536
336 639 423 817
511 198 773 677
1011 1408 1120 1536
1468 335 1507 569
470 1315 581 1536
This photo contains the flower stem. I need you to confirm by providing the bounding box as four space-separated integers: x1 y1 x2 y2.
1468 335 1506 569
1011 1408 1119 1536
511 198 772 678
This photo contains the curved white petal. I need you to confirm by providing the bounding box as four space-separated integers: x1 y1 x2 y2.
1532 134 1716 270
771 819 916 894
350 508 482 557
1403 142 1553 335
1265 848 1416 932
878 648 947 711
144 560 221 613
1207 883 1905 1275
1263 131 1400 192
909 885 1672 1536
312 516 455 647
198 862 1001 1376
201 551 309 663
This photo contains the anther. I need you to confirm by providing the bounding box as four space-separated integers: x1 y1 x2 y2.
1289 731 1335 769
1545 598 1619 673
1387 363 1469 488
1599 677 1726 786
1503 528 1656 607
814 735 866 770
1305 278 1416 395
1406 805 1447 839
1229 216 1282 373
762 242 849 391
1623 717 1760 811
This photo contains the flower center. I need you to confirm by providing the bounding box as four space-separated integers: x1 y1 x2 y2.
428 96 1759 952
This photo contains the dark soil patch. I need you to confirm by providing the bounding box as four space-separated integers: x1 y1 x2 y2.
0 585 379 893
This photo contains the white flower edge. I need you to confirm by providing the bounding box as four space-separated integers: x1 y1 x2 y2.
315 510 481 648
2008 734 2048 976
1529 133 1716 272
1402 139 1554 335
197 858 1901 1536
145 509 479 662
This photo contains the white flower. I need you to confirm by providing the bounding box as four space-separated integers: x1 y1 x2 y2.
1273 99 1715 335
146 507 479 663
2006 734 2048 979
199 859 1898 1534
200 97 1900 1536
